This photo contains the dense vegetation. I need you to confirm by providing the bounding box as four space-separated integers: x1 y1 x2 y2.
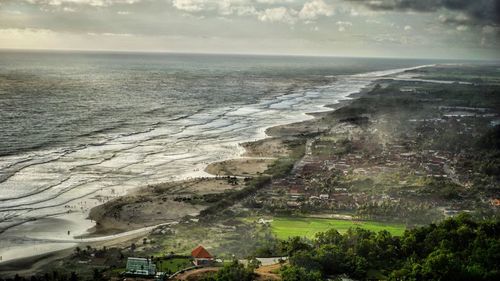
474 125 500 179
280 214 500 280
201 260 256 281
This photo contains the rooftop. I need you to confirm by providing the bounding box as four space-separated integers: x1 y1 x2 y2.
126 257 156 276
191 245 213 259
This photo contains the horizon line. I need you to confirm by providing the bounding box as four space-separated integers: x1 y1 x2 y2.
0 47 496 63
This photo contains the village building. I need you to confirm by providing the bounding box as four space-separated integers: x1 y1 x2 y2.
490 198 500 207
191 245 214 266
286 201 301 208
257 218 273 225
400 86 419 93
125 257 156 276
289 187 305 200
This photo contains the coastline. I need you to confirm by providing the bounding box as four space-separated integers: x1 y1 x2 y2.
264 84 373 138
0 84 376 274
1 58 498 280
86 81 380 232
0 65 430 271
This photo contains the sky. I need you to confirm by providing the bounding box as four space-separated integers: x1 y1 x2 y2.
0 0 499 60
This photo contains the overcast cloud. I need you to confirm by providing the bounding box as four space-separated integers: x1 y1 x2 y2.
0 0 498 59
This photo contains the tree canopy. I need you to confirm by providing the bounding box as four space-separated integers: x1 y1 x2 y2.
282 214 500 280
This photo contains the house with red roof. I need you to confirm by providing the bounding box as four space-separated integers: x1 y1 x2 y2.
191 245 214 266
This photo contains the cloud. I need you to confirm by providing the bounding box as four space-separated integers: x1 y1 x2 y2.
258 7 298 24
480 25 500 46
483 25 500 34
347 0 500 26
365 18 381 24
171 0 259 16
88 32 133 36
0 27 55 37
298 0 334 20
24 0 141 6
255 0 294 3
170 0 335 24
171 0 211 12
336 20 352 31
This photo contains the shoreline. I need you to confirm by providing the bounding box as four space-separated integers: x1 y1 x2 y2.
83 79 379 234
0 83 374 272
85 92 368 235
264 84 374 138
0 65 429 270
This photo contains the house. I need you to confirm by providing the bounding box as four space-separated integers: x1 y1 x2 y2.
126 257 156 276
319 194 330 200
443 209 460 217
191 245 214 266
286 201 301 208
400 87 418 93
289 188 304 196
257 218 273 225
289 188 305 200
491 198 500 207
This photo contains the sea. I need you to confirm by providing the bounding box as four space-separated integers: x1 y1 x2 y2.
0 51 445 262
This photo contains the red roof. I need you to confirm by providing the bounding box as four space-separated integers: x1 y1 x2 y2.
191 245 213 259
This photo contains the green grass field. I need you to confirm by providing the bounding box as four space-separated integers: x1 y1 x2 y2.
270 217 406 239
157 258 193 273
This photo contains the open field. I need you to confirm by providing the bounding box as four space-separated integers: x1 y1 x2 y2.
158 257 193 273
269 216 406 239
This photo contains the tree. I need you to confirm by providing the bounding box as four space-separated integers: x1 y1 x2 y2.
92 268 107 281
247 257 262 271
201 260 254 281
418 249 462 280
289 250 322 273
283 215 500 280
217 260 254 281
281 237 312 256
315 244 346 275
315 229 343 246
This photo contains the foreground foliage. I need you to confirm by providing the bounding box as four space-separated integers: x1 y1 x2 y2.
201 260 255 281
282 214 500 280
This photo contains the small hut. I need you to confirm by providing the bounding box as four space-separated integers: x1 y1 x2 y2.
191 245 214 266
